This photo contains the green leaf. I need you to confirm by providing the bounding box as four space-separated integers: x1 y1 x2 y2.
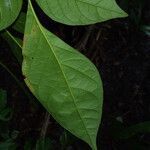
0 0 23 31
36 0 128 25
12 12 26 34
1 31 23 64
22 1 103 149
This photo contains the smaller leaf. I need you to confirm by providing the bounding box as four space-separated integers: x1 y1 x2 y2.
0 0 23 31
1 31 23 64
12 12 26 34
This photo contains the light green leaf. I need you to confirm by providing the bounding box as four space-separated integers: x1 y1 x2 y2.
22 1 103 149
0 0 23 31
36 0 128 25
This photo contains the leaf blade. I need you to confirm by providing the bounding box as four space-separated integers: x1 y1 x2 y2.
0 0 23 31
12 12 26 34
22 1 103 149
1 31 22 64
36 0 128 25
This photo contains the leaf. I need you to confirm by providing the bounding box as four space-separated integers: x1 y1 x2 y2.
0 89 7 110
36 0 128 25
22 1 103 149
0 0 23 31
12 12 26 34
1 31 22 64
1 11 26 64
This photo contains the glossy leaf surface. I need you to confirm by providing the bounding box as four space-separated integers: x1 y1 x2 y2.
0 0 22 31
36 0 128 25
22 1 103 149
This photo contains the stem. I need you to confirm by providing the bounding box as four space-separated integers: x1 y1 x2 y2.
40 112 50 138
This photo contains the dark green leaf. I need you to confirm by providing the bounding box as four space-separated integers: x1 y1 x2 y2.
1 31 22 64
0 0 23 31
12 12 26 34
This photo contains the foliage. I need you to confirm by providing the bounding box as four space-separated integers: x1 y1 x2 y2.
4 0 150 150
36 0 127 25
0 0 23 31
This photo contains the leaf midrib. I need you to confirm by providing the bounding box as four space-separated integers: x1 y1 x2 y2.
28 0 94 148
